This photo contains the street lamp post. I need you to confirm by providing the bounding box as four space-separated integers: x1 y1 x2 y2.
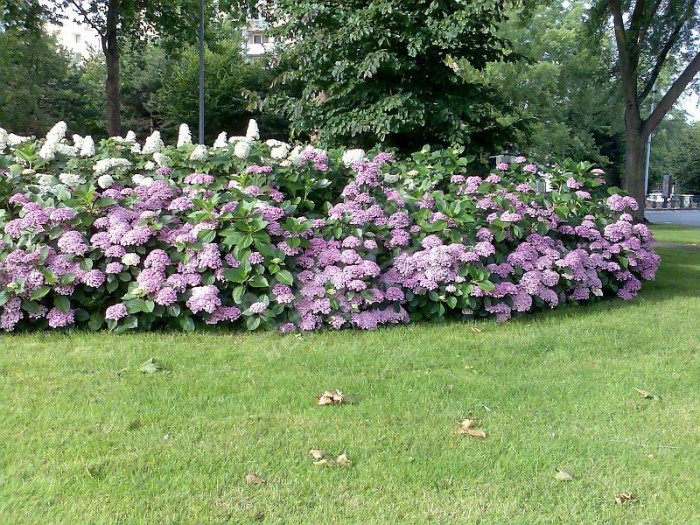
643 91 656 199
198 0 205 144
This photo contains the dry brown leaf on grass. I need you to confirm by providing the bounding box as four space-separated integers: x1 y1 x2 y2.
635 388 661 400
554 467 574 481
335 453 352 467
309 449 326 460
316 390 354 405
455 419 487 438
245 473 265 485
614 492 638 505
312 453 352 467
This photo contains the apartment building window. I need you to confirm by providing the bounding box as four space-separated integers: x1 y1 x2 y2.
253 35 269 44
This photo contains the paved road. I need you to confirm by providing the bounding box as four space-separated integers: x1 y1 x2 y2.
645 209 700 227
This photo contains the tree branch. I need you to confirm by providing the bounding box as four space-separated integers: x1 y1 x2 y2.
636 0 662 46
638 9 689 105
629 0 648 42
67 0 105 36
643 52 700 136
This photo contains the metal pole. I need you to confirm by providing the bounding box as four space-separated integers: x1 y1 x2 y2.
198 0 205 144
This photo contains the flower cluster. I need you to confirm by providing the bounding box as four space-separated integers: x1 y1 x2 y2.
0 122 660 333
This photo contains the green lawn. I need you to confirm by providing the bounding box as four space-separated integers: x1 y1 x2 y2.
650 223 700 245
1 235 699 524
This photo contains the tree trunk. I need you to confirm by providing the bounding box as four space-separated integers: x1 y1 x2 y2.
623 125 647 221
103 0 121 137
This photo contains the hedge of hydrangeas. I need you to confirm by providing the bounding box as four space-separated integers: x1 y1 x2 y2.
0 122 660 333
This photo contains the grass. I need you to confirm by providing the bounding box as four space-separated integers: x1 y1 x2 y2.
1 232 699 524
650 223 700 245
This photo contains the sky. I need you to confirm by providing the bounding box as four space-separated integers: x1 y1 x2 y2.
681 91 700 122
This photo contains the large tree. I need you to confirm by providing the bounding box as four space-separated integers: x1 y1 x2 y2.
46 0 206 136
591 0 699 216
261 0 523 153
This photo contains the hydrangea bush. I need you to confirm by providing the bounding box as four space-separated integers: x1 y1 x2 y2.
0 122 660 333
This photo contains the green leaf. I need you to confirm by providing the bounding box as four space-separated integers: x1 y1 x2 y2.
29 286 51 300
55 296 71 313
477 280 496 292
167 304 181 317
0 291 9 307
224 266 248 283
179 316 195 332
276 270 294 286
21 300 41 314
246 316 261 331
88 313 104 331
248 275 269 288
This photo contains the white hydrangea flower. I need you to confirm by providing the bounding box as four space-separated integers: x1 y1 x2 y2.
36 174 55 188
271 144 290 160
130 142 141 153
55 143 78 157
59 173 83 187
72 134 84 150
0 128 7 152
279 160 291 167
288 145 303 162
132 174 145 185
342 149 366 167
245 119 260 141
49 183 69 196
143 161 156 171
383 173 399 184
142 131 163 154
122 253 140 266
39 141 56 160
213 132 228 148
124 130 137 143
265 139 285 147
46 121 67 144
228 136 248 143
97 175 115 189
153 153 170 167
177 123 192 148
234 141 251 159
8 133 32 147
80 136 95 157
189 144 208 161
93 158 132 175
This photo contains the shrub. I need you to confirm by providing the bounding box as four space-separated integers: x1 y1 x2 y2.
0 123 660 333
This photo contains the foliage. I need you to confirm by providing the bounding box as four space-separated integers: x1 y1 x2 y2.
0 27 78 135
157 39 287 143
262 0 523 153
486 2 622 171
0 121 660 333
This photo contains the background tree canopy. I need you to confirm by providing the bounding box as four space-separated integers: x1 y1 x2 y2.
1 0 698 196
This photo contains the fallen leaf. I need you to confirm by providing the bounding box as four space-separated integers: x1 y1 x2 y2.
316 390 351 405
309 449 325 460
470 326 482 333
245 473 265 485
455 419 487 438
614 492 637 505
139 358 164 374
555 467 574 481
335 453 351 467
635 388 661 401
313 459 332 467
